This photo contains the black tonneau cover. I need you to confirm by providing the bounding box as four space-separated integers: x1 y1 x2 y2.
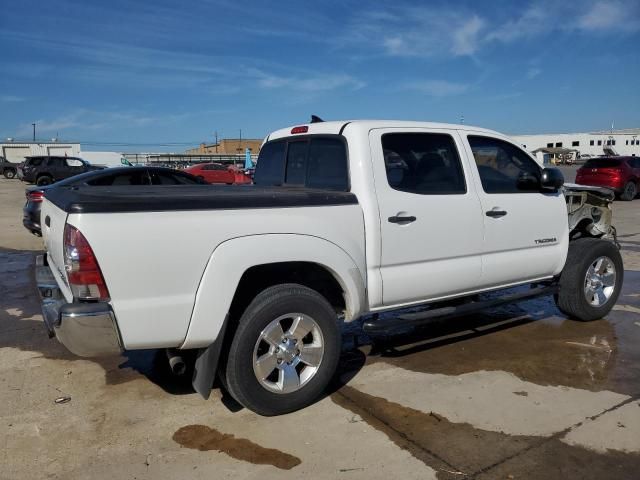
45 185 358 214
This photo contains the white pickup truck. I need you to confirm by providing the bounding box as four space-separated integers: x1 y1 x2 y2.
37 120 623 415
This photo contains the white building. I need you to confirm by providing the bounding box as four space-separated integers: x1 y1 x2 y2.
1 141 81 163
510 128 640 158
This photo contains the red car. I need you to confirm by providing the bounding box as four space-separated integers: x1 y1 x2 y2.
184 163 252 185
576 157 640 201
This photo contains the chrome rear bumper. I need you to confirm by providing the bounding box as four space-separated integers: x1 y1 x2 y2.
36 254 122 357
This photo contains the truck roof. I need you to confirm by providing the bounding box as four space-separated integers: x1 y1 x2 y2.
265 120 502 142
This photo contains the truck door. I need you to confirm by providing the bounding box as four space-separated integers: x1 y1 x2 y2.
370 128 484 306
463 134 568 287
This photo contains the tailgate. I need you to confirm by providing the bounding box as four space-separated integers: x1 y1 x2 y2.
40 198 71 296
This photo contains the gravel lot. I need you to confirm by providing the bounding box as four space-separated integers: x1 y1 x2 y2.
1 174 639 479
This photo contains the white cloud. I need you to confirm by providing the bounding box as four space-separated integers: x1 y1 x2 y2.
452 16 486 55
254 71 365 92
405 80 469 97
0 95 24 102
526 67 542 80
348 7 488 58
578 1 636 31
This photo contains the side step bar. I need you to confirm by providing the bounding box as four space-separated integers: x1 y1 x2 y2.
363 285 559 333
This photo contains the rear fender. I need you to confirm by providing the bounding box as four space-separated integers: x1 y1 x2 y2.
181 234 366 349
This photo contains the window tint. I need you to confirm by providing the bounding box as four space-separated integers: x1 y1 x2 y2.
285 141 307 184
254 137 349 190
468 136 541 194
46 157 58 166
381 133 466 195
28 157 44 166
583 158 621 168
254 140 285 185
87 171 151 186
150 171 200 185
306 138 348 191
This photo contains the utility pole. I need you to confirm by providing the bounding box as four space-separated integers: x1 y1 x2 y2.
214 131 218 153
32 123 36 142
239 128 242 153
460 114 464 125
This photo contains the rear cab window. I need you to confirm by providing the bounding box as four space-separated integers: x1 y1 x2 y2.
583 158 622 168
254 136 349 191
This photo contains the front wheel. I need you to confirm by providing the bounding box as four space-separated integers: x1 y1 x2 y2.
555 238 623 321
223 284 341 416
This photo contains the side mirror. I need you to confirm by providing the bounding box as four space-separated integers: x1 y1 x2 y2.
516 171 540 191
540 167 564 191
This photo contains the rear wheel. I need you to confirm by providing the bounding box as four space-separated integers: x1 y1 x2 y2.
620 181 637 201
36 175 53 186
3 168 16 179
223 284 341 416
555 238 623 321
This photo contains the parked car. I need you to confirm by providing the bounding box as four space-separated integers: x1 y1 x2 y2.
575 156 640 201
36 120 622 416
23 166 206 235
18 156 104 185
184 162 252 184
0 156 19 179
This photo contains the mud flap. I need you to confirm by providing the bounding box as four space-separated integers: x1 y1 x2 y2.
191 315 228 399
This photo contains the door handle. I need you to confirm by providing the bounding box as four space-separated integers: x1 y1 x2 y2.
388 215 417 224
486 209 507 218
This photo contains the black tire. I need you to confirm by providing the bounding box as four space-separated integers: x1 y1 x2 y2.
3 168 16 179
620 181 637 201
555 238 623 321
223 283 341 416
36 175 53 186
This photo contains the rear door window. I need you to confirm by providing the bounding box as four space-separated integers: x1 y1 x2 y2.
381 133 466 194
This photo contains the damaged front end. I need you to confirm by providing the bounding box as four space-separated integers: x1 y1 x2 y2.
563 183 618 246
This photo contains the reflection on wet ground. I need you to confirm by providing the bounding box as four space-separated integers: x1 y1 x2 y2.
352 270 640 396
173 425 301 470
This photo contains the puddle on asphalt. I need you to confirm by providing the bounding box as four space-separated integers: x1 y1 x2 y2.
331 385 640 479
172 424 301 470
361 272 640 396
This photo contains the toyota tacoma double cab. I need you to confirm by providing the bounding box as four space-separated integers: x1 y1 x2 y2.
36 120 623 415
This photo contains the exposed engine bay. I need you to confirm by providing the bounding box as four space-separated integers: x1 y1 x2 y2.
563 183 618 246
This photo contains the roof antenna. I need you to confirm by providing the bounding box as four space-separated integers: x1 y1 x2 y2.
310 115 324 123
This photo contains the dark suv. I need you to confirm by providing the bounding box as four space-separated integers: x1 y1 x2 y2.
18 156 103 185
0 156 19 179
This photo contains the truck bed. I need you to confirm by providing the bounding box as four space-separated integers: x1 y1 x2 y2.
44 185 358 213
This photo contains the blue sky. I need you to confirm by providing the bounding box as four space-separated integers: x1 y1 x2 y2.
1 0 639 151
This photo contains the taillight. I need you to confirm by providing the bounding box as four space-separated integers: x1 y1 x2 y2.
63 224 110 301
27 190 45 203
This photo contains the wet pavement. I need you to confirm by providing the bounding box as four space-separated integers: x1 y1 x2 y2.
1 176 639 479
